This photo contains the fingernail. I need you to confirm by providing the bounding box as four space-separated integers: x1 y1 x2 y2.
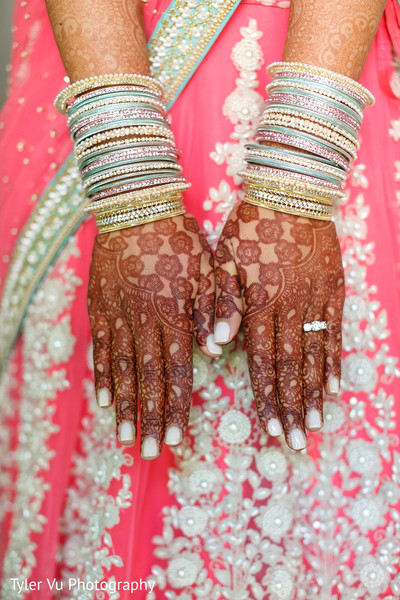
327 376 340 395
267 418 283 437
214 321 230 344
305 409 322 430
165 425 181 446
118 421 134 443
206 334 222 355
97 387 111 408
142 436 159 459
289 429 307 451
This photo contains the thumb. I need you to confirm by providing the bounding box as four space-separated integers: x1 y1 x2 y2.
214 237 243 345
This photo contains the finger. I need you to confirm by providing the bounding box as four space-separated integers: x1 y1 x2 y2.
134 320 165 461
244 312 282 437
324 281 345 395
214 237 243 345
302 305 325 432
110 315 137 446
162 327 193 446
275 310 307 451
89 303 113 409
193 248 219 358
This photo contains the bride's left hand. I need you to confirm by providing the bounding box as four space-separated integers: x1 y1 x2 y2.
213 201 345 451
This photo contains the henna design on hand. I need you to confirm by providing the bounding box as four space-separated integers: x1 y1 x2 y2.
215 202 345 451
87 214 215 459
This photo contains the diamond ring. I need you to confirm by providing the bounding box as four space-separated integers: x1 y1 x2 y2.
303 320 327 332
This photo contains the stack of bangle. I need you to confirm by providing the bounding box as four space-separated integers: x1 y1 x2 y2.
54 74 188 232
239 62 374 220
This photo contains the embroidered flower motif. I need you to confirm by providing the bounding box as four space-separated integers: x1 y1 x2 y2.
231 38 263 72
223 88 263 125
260 504 293 542
178 506 208 537
256 448 288 482
47 319 75 363
343 295 367 322
379 481 400 505
188 466 222 497
348 497 385 533
167 555 201 588
263 567 294 600
218 409 251 444
37 279 68 320
342 353 377 393
347 440 381 476
322 400 346 433
358 559 389 593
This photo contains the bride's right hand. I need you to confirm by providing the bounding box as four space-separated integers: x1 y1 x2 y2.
87 213 215 460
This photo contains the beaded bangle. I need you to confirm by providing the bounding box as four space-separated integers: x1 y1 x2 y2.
54 73 164 114
86 181 190 213
240 167 344 199
261 106 359 141
90 176 183 202
267 93 361 129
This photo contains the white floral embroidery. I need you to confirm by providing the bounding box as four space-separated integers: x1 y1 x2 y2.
204 19 265 246
57 368 130 600
1 237 82 599
147 26 400 600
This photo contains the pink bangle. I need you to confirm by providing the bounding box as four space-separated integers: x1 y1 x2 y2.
255 130 350 171
81 147 180 176
267 92 360 131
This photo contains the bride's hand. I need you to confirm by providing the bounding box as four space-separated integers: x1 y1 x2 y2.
214 201 345 451
87 214 215 459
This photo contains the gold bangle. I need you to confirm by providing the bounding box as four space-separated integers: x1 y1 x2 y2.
95 196 186 233
239 170 344 201
244 181 333 206
243 192 333 221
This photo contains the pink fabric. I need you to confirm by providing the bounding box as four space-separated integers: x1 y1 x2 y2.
1 1 400 599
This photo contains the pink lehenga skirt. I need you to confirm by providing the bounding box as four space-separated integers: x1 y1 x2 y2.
1 1 400 599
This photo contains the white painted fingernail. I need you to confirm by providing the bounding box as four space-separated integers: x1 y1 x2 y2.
206 334 222 355
289 429 307 451
142 436 158 459
165 425 181 446
268 418 283 437
305 409 322 430
118 421 134 443
327 376 340 395
214 321 230 344
97 387 111 408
